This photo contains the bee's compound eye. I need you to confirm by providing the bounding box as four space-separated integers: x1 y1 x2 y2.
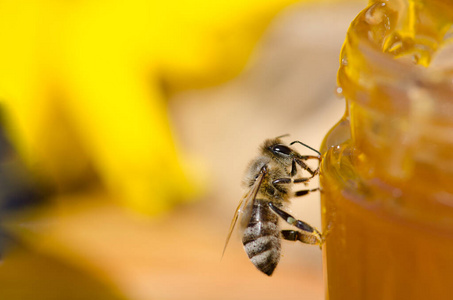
271 144 292 156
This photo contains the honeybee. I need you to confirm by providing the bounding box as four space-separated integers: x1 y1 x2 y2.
223 137 323 276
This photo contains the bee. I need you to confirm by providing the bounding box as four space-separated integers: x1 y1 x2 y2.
223 137 323 276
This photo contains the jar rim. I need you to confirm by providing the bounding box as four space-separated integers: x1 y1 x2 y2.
338 0 453 123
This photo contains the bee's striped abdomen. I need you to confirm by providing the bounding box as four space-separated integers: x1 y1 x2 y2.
242 199 281 276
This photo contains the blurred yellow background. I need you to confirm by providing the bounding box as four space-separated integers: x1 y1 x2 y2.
0 0 365 299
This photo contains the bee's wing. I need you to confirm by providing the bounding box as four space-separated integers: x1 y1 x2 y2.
222 169 266 257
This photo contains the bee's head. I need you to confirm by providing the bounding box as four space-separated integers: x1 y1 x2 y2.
261 138 295 162
261 136 320 158
260 136 320 177
261 137 320 163
268 143 293 157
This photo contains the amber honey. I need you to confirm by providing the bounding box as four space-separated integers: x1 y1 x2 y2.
320 1 453 299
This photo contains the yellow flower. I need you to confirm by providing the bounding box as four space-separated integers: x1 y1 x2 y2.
0 0 300 214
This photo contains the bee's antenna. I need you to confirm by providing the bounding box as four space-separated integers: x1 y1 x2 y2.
290 141 321 156
275 134 290 139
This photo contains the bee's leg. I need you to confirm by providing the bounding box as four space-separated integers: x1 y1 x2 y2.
296 159 317 175
290 160 297 176
294 188 319 197
295 158 319 177
268 202 322 246
272 178 292 185
281 230 322 246
293 178 311 184
289 140 321 177
272 177 319 195
272 178 318 185
299 155 321 161
288 156 321 181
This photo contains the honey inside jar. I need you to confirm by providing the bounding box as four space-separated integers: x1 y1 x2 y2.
320 0 453 299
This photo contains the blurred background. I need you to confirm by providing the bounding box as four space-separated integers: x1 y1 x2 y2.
0 0 365 299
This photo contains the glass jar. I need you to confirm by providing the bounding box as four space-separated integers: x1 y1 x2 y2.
320 0 453 299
